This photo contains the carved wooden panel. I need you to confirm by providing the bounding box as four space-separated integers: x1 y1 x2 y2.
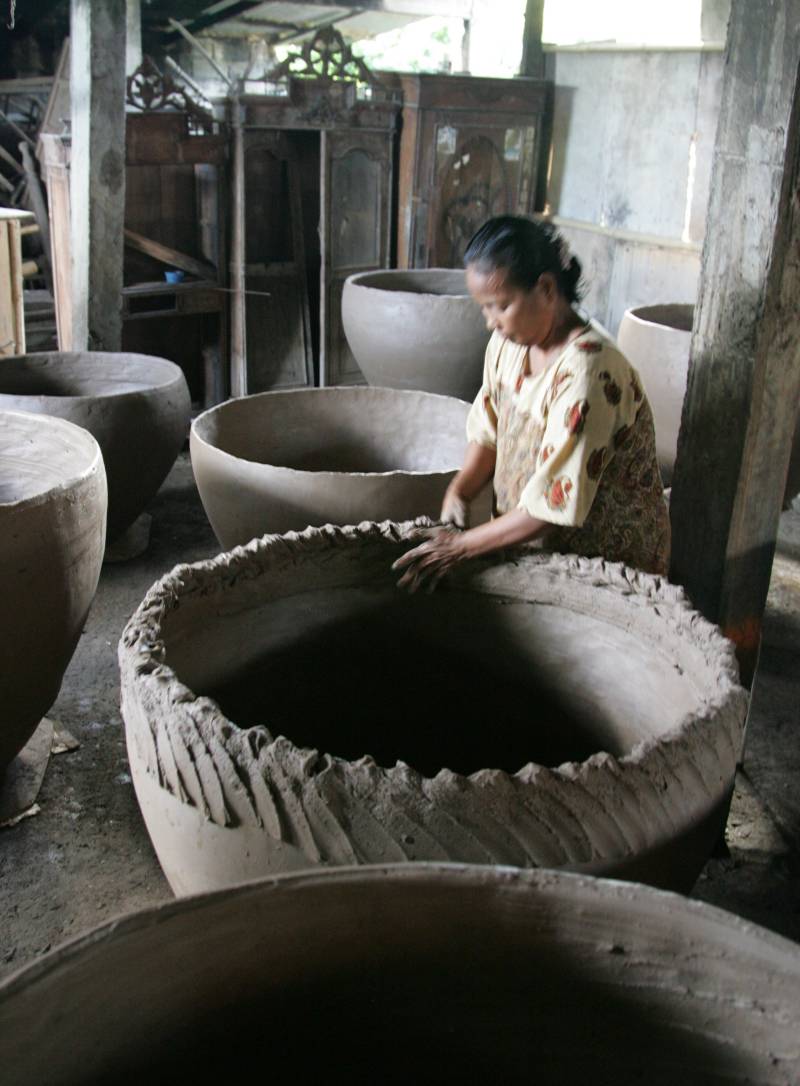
395 74 551 269
243 131 313 391
321 129 395 386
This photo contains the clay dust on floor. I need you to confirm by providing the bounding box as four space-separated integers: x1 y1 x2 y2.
1 456 799 979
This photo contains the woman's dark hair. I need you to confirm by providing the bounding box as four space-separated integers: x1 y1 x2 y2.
464 215 583 303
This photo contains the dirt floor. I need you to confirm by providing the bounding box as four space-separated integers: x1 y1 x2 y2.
0 455 798 980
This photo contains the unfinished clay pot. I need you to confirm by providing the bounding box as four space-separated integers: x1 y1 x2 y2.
617 304 800 499
341 269 490 400
1 865 798 1085
120 521 747 896
191 387 488 549
0 352 190 542
0 411 106 769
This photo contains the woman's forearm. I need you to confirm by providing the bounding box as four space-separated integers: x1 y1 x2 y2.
461 506 550 558
449 442 496 501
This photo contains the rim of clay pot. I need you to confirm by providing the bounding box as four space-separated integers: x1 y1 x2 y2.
0 351 186 401
3 863 799 1086
346 267 472 299
0 409 104 510
120 520 747 875
625 304 694 334
3 861 798 992
192 387 469 479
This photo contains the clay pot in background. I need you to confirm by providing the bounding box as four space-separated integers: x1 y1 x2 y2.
1 864 798 1085
341 268 490 401
0 352 191 542
0 411 107 769
191 387 489 549
120 521 746 896
617 304 800 501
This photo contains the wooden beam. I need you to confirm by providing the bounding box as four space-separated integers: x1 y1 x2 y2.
669 0 800 686
70 0 127 351
124 229 217 280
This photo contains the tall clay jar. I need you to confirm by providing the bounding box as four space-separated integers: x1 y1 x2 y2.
0 411 107 768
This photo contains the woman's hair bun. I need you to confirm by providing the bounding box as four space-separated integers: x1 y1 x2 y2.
464 215 584 304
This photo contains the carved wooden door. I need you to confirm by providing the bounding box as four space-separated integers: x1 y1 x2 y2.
428 123 539 267
320 128 395 386
243 130 314 391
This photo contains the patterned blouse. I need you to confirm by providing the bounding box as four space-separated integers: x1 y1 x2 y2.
466 326 670 575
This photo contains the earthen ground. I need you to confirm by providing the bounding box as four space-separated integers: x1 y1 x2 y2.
1 454 798 979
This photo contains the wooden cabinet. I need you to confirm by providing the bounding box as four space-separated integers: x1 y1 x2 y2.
232 45 400 391
394 74 551 269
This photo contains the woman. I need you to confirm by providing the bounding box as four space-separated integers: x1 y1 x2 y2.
393 215 670 592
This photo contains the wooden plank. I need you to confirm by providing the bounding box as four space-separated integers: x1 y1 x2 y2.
669 0 800 686
124 228 217 280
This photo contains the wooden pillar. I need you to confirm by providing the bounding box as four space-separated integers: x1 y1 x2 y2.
519 0 546 78
70 0 127 352
229 96 247 398
669 0 800 686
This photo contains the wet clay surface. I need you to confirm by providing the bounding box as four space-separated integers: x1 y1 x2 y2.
208 613 601 776
0 457 799 980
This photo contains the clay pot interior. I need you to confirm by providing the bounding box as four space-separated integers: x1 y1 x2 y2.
0 355 170 397
191 388 485 548
165 558 716 782
194 587 690 777
0 352 190 542
1 865 798 1085
194 387 467 474
347 268 473 296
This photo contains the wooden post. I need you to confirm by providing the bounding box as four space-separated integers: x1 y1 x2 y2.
669 0 800 686
70 0 127 352
229 96 247 398
519 0 546 78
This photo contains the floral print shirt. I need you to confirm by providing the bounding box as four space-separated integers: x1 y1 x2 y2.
466 327 670 575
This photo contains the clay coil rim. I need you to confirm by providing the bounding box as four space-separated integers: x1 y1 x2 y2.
191 387 469 480
0 409 105 511
119 521 747 872
346 267 473 301
0 351 188 403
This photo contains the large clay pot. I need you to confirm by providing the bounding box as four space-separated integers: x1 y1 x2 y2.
617 304 800 500
1 864 798 1084
191 387 488 549
341 268 490 400
120 521 747 896
1 411 107 769
0 352 191 541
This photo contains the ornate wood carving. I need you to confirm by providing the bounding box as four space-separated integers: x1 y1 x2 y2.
126 56 215 134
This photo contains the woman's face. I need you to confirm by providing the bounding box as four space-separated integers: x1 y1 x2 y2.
466 264 555 347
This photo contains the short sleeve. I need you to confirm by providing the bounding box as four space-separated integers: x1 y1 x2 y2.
518 341 640 527
465 332 503 450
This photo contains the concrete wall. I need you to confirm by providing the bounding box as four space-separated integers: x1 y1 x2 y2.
544 45 725 335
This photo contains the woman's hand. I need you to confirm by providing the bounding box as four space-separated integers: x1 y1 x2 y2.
393 507 550 594
392 525 468 594
440 488 470 529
